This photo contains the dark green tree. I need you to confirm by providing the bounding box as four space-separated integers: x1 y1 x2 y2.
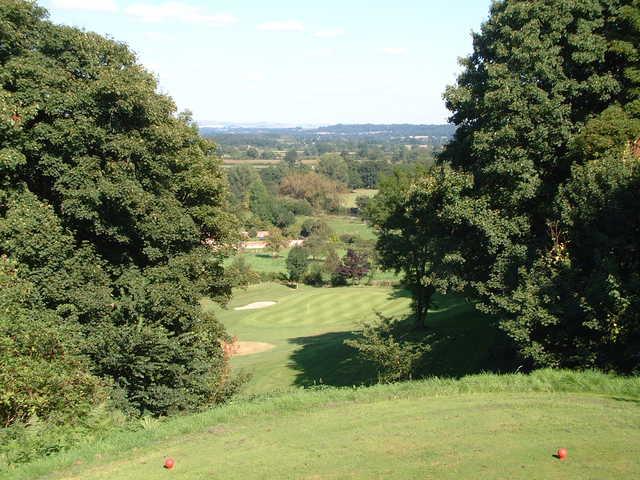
0 0 239 416
284 149 299 168
368 167 468 328
437 0 640 367
318 153 349 184
286 246 310 286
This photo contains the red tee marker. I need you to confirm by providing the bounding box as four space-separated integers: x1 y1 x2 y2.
557 448 568 460
164 457 175 469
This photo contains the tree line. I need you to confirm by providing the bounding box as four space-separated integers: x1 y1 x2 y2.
366 0 640 373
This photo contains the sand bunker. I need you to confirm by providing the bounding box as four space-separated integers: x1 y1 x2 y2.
233 341 275 356
234 301 276 311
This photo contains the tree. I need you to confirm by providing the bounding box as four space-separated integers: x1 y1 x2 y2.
318 153 349 184
0 1 239 418
266 227 288 258
280 172 346 211
228 164 261 208
336 249 371 284
300 218 332 238
284 149 299 167
437 0 640 367
368 167 468 328
286 246 310 286
246 147 259 159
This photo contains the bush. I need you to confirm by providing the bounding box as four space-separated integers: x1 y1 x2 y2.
0 258 107 428
345 315 431 383
286 247 310 285
300 219 333 239
226 256 260 288
339 233 360 244
303 264 325 286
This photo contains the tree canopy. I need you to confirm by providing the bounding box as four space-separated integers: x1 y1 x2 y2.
371 0 640 368
0 0 239 421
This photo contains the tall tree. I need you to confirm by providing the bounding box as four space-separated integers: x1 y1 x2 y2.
286 246 310 287
0 0 239 415
437 0 640 368
368 167 467 328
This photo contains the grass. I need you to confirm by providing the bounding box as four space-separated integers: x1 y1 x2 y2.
339 189 378 208
203 283 509 395
9 370 640 480
226 214 395 279
203 283 413 394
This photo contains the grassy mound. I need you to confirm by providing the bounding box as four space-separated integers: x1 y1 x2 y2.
7 370 640 480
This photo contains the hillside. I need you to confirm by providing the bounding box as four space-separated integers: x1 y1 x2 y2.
8 370 640 480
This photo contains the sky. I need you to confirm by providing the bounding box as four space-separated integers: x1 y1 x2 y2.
40 0 493 126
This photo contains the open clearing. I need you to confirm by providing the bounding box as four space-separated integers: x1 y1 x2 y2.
15 371 640 480
204 283 413 394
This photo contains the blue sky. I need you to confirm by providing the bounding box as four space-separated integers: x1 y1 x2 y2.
40 0 492 125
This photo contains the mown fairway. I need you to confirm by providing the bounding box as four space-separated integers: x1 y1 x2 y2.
203 282 510 395
14 371 640 480
202 283 413 394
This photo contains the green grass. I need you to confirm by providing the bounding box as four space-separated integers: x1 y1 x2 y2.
10 370 640 480
203 283 508 395
203 283 413 394
339 189 378 208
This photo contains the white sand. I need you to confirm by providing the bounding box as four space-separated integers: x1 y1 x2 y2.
234 301 277 311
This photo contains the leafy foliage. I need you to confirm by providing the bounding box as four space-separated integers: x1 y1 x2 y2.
280 172 347 211
0 0 239 428
335 249 371 285
345 314 430 382
286 246 310 285
367 166 468 327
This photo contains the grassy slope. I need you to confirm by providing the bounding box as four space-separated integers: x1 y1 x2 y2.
203 283 413 394
11 371 640 480
204 283 509 395
339 189 378 209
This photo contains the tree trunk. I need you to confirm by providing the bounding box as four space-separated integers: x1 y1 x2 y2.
414 285 435 329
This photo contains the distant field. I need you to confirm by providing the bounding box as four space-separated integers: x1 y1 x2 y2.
222 158 318 166
339 188 378 208
293 214 378 241
228 214 396 279
22 370 640 480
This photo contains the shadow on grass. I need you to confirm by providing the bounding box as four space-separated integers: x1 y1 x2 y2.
288 294 519 387
288 332 379 388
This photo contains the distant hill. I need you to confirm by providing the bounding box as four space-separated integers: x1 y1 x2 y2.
199 123 456 140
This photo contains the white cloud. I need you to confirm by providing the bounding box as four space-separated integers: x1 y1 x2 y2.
314 28 345 38
51 0 118 12
257 20 305 32
382 47 408 55
125 2 236 25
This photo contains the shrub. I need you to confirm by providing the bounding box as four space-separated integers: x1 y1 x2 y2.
345 314 431 383
303 264 325 286
300 219 333 239
225 257 261 288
